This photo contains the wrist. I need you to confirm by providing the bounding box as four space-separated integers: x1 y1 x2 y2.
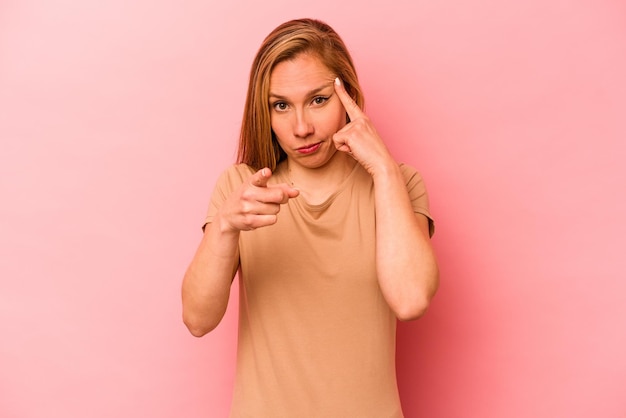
214 212 240 236
370 159 401 182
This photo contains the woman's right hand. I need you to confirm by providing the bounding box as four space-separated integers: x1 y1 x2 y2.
216 167 299 232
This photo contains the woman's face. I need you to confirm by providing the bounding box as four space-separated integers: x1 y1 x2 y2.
268 53 347 170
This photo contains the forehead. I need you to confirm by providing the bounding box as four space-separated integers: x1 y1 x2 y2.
269 54 334 96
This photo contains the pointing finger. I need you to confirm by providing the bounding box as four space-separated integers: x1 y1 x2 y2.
272 183 300 202
250 168 271 187
263 183 300 204
334 77 364 121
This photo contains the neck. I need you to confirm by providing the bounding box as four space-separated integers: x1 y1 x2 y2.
287 153 356 203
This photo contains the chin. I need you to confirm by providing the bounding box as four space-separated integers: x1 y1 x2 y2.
311 150 340 168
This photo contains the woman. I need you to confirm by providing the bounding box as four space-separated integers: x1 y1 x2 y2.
182 18 438 417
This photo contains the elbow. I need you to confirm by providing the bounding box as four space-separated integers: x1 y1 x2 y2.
395 296 431 321
183 312 220 338
395 272 439 322
186 324 212 338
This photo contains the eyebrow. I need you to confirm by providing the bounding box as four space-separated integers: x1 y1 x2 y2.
268 83 333 101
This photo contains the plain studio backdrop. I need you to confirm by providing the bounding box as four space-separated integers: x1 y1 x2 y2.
1 1 625 417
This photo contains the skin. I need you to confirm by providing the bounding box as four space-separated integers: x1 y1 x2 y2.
268 53 355 203
182 53 439 336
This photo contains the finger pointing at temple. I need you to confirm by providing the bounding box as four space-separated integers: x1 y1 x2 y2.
332 77 395 175
334 77 364 121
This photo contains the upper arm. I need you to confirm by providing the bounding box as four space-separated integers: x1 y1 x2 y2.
415 212 433 239
399 163 435 237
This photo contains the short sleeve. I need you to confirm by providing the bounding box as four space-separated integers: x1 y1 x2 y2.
202 164 255 231
399 163 435 237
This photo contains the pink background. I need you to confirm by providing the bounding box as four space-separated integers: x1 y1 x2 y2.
1 1 625 417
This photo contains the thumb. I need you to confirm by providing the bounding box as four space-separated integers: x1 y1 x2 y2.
250 167 272 187
281 184 300 199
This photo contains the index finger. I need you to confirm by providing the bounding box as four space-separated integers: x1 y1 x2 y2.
334 77 364 121
250 168 271 187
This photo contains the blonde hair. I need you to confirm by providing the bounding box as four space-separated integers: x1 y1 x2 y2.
237 18 364 171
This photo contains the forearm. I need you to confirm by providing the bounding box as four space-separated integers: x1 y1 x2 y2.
373 163 439 321
181 167 299 336
181 218 240 337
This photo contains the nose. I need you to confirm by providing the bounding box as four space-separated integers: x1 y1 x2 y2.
293 109 314 138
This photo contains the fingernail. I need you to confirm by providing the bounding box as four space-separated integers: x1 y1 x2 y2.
334 77 340 86
262 168 267 177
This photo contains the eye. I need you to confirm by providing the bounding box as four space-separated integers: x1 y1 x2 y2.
272 102 288 112
312 96 329 106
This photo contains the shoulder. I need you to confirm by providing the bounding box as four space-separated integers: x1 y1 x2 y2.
397 162 422 184
397 162 434 236
222 163 255 179
215 164 255 186
209 164 255 201
398 162 432 193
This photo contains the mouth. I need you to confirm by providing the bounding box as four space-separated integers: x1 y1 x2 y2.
296 142 322 154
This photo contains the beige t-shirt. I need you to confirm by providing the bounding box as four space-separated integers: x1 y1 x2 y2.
205 161 433 418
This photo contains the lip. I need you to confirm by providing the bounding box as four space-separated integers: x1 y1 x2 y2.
296 142 322 154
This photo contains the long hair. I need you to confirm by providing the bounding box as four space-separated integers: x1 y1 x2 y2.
237 18 364 171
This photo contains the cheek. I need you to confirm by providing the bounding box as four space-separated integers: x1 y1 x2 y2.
327 107 347 132
270 117 287 138
317 104 346 132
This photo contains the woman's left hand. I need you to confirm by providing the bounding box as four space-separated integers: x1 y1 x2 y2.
332 77 395 176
